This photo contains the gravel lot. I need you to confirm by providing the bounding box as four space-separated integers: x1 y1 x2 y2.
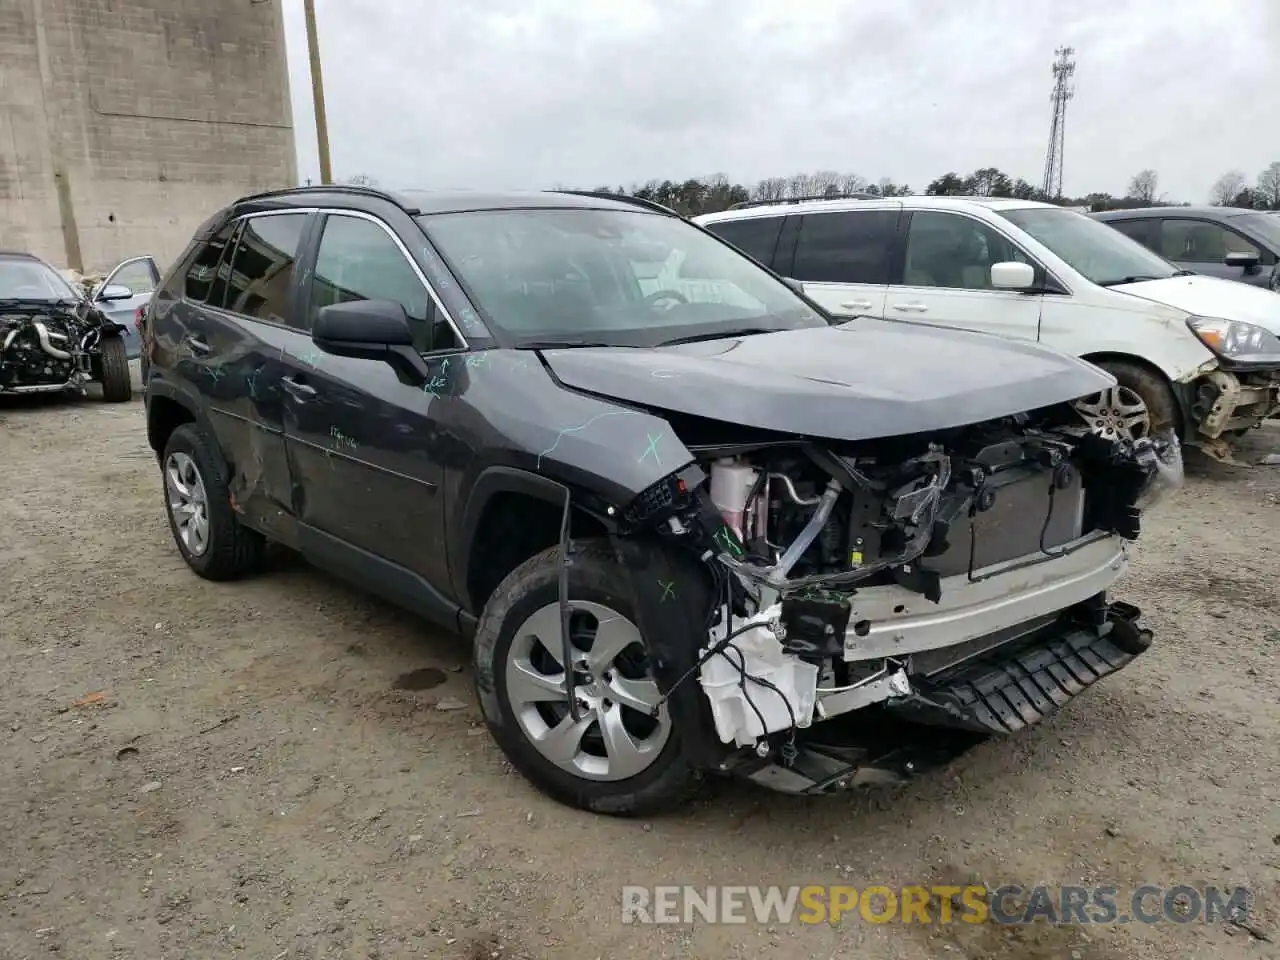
2 391 1278 960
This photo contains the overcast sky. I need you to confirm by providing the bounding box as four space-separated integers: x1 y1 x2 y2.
280 0 1278 203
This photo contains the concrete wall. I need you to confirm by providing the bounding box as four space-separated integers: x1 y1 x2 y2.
0 0 297 276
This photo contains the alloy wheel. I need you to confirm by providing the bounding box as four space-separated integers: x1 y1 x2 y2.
505 601 671 782
1072 385 1151 442
165 451 211 557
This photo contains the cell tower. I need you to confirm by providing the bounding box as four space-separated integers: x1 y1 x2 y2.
1041 47 1076 199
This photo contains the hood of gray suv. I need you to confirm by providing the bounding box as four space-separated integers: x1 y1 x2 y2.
539 318 1114 441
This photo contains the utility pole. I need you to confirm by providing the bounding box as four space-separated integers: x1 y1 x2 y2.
1041 47 1075 200
303 0 332 184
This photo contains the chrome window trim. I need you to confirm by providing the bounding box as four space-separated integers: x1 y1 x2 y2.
221 207 471 349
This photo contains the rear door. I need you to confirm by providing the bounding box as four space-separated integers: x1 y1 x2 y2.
1156 217 1275 287
884 210 1044 342
789 206 901 318
282 210 464 593
180 211 311 542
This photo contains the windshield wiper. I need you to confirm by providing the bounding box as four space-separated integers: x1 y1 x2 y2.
655 326 776 346
0 296 80 308
1172 269 1196 276
1096 275 1169 287
515 338 622 349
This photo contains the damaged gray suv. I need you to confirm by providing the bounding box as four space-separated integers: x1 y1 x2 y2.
144 185 1183 815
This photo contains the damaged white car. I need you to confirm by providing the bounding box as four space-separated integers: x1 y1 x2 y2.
696 197 1280 462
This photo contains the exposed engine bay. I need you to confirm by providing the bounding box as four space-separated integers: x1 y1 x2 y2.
610 400 1183 794
1 298 116 395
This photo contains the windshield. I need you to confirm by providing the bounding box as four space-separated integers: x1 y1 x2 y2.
997 207 1180 286
0 256 80 301
1228 212 1280 250
418 207 826 346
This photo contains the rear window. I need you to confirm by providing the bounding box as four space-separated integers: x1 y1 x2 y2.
222 213 308 323
184 221 237 305
792 210 899 285
703 216 785 266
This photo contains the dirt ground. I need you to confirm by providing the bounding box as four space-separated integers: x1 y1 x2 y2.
1 388 1278 960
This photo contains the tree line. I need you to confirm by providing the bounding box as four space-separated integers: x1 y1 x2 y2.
341 162 1280 219
568 161 1280 218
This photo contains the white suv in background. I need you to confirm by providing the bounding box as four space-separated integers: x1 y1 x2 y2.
694 197 1280 461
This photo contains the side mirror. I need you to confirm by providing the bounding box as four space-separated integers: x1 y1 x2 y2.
782 277 805 294
1224 251 1260 271
98 283 134 301
990 261 1037 291
312 299 428 384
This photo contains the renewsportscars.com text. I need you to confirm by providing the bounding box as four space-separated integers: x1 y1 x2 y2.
621 884 1252 926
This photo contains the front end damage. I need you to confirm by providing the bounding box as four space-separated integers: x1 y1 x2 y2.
1183 365 1280 461
605 404 1183 795
0 299 114 395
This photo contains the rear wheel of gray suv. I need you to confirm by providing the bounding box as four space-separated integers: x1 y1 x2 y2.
473 540 694 816
161 423 265 580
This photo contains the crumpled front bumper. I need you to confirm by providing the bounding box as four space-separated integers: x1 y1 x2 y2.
1190 367 1280 441
885 600 1151 734
841 532 1128 664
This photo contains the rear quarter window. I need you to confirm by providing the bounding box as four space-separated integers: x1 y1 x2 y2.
703 216 785 267
183 221 238 305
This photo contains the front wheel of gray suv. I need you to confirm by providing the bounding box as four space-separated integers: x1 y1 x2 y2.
473 540 694 816
161 423 265 580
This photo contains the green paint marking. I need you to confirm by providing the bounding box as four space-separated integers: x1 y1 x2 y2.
637 431 663 466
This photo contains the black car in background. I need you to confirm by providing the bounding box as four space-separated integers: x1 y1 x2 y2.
1 249 133 401
1092 206 1280 292
142 184 1176 815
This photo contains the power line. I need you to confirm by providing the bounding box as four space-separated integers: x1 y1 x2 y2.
1041 47 1075 200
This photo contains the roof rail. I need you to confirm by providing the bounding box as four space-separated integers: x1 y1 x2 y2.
726 192 878 211
548 190 683 217
235 182 422 215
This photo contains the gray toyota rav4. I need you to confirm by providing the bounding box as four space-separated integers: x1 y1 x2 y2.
142 185 1182 815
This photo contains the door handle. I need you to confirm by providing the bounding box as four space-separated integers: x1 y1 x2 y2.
839 300 874 310
183 335 211 355
280 375 317 401
891 303 929 313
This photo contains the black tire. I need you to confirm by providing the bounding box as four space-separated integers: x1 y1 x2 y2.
1096 359 1182 438
473 539 694 816
161 423 265 580
98 334 132 402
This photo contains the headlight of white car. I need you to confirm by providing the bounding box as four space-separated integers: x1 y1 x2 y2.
1186 316 1280 364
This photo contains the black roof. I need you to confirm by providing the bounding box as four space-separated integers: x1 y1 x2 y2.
229 183 663 218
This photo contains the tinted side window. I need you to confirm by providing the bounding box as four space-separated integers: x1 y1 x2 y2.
310 214 459 353
792 211 898 284
184 221 237 303
704 217 785 266
1107 219 1156 248
902 211 1030 290
223 214 309 324
1159 219 1259 262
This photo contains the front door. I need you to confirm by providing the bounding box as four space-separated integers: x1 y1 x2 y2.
884 210 1044 342
282 211 464 595
1156 218 1275 287
94 256 160 358
790 207 902 319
